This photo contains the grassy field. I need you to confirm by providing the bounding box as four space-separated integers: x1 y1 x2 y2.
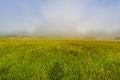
0 39 120 80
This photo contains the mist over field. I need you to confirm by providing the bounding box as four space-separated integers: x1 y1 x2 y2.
0 0 120 38
1 1 120 79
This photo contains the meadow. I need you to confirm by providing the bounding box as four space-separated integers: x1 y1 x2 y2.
0 39 120 80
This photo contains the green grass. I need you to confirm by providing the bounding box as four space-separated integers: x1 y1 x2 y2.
0 39 120 80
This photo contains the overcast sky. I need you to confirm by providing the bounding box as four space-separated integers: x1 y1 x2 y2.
0 0 120 34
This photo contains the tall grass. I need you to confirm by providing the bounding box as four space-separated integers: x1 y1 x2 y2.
0 39 120 80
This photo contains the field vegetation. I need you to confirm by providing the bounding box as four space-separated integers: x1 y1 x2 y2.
0 39 120 80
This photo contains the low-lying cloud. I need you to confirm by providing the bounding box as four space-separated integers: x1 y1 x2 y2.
36 0 120 34
0 0 120 38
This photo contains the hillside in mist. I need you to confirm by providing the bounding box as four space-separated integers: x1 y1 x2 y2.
1 29 120 40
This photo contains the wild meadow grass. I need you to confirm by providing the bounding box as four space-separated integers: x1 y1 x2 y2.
0 39 120 80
